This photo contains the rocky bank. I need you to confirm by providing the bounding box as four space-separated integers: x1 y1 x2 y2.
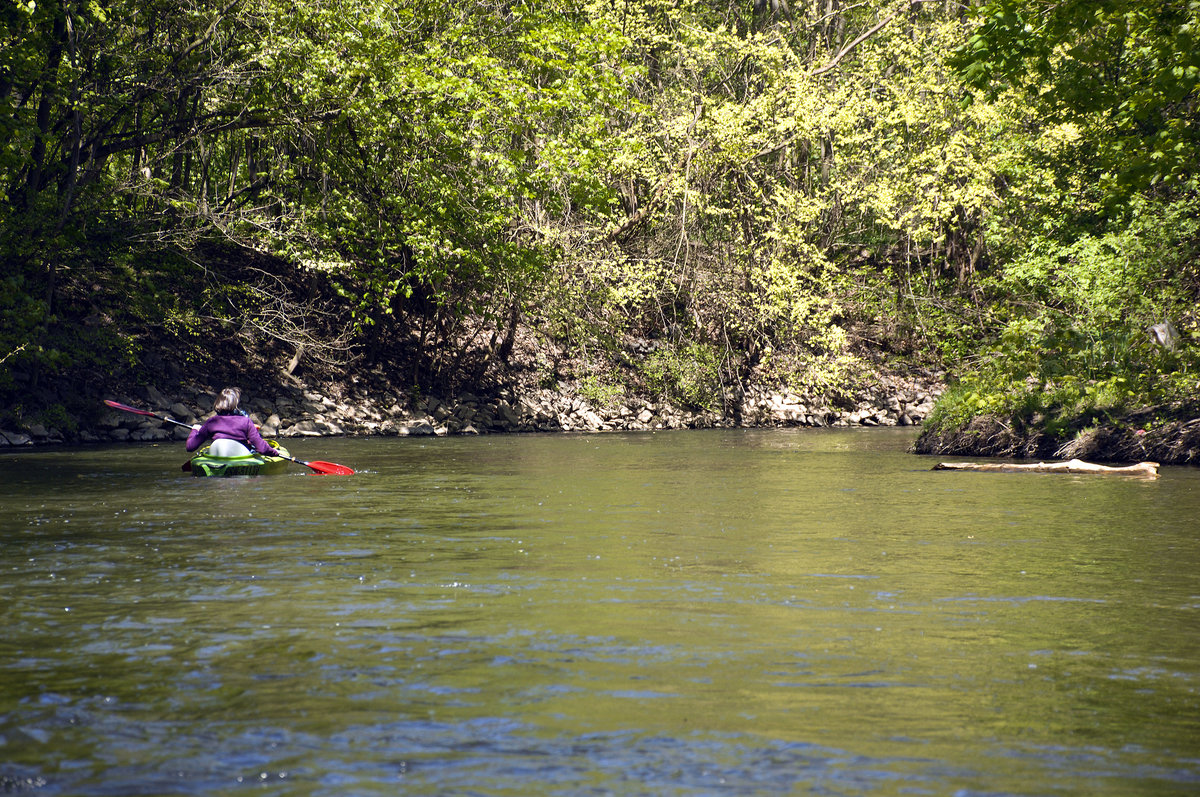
0 377 943 447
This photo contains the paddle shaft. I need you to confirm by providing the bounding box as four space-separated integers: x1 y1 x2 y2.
277 453 355 475
104 400 191 428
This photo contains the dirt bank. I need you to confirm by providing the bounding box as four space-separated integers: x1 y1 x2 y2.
912 402 1200 466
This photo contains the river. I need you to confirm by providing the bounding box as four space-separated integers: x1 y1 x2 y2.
1 428 1198 795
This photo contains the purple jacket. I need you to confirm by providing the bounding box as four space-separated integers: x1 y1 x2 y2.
186 413 278 455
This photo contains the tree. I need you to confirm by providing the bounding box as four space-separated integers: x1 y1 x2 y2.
543 1 1014 401
953 0 1200 202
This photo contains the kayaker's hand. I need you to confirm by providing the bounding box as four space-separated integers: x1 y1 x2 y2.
192 424 201 431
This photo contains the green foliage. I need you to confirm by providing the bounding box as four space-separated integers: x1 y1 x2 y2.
925 195 1200 436
953 0 1200 201
35 403 78 434
989 195 1199 334
2 0 1195 440
256 0 634 343
640 343 723 412
578 373 625 410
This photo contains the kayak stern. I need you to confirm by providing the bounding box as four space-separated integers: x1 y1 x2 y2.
186 442 291 477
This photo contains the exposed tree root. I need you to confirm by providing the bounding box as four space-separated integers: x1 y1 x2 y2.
915 404 1200 466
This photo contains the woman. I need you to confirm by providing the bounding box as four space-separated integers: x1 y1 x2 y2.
186 387 280 458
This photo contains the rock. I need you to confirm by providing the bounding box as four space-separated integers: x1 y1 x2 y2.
143 385 170 410
285 420 325 437
401 419 437 436
496 400 520 426
517 397 541 418
578 409 605 430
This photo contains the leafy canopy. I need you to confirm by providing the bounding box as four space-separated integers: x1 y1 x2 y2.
952 0 1200 201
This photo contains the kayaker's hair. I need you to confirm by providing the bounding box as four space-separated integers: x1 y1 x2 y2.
214 387 242 415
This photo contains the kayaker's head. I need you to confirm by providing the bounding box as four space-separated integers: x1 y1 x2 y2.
214 387 242 415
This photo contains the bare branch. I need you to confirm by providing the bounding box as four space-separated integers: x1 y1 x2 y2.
811 1 940 77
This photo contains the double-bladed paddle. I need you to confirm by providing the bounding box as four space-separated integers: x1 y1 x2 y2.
103 399 355 475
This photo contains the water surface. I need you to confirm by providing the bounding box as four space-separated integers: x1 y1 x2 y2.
2 429 1198 794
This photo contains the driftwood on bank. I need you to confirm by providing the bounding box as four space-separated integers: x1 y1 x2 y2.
934 458 1159 480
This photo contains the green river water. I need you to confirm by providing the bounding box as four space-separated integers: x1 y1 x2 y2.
1 428 1198 795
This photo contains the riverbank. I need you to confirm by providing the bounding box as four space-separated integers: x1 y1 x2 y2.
9 365 1200 469
912 402 1200 466
0 372 943 446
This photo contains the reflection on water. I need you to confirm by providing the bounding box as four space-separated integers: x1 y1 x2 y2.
1 429 1198 795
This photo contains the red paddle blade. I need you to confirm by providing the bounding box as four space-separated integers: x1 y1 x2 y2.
104 399 157 417
306 460 355 475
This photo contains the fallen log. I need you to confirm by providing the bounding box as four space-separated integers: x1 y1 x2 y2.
933 458 1159 479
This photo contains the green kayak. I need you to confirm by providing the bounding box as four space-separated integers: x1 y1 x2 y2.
186 441 291 477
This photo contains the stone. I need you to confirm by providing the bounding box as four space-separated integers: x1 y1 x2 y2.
402 420 437 436
288 420 325 436
143 385 170 410
579 410 605 430
518 397 541 418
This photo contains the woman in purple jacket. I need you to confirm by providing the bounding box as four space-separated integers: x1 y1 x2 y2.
186 387 280 458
